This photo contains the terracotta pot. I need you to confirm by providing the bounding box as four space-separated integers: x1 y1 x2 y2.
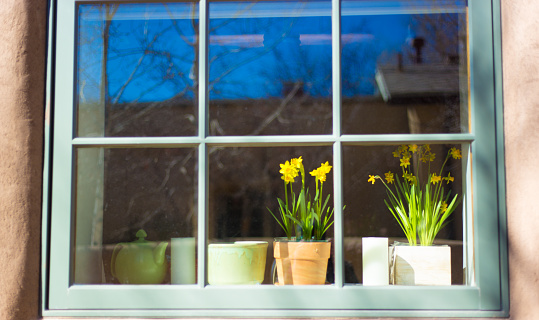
389 244 451 286
273 240 331 285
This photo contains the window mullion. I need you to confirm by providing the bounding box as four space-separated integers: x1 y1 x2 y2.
332 0 343 287
332 0 341 139
198 0 209 287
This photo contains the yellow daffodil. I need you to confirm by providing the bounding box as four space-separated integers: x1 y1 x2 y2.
281 174 295 183
403 171 416 183
384 171 394 184
440 201 448 213
424 144 431 152
443 172 454 184
279 161 292 174
279 161 298 184
400 156 411 168
427 153 435 162
291 156 303 168
450 148 462 160
319 161 332 174
368 175 376 184
409 144 418 153
430 173 442 184
310 168 327 183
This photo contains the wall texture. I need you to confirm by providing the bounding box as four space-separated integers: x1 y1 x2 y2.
0 0 538 319
502 1 539 319
0 1 47 320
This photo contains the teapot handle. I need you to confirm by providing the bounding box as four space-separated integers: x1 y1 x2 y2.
110 243 124 278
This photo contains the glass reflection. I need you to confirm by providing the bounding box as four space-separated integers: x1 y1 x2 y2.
77 3 198 137
209 1 332 136
341 0 468 134
342 144 464 284
73 148 197 284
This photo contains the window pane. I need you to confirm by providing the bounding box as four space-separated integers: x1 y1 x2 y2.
73 147 198 284
208 146 335 284
341 0 468 134
342 144 465 285
77 3 198 137
208 1 332 136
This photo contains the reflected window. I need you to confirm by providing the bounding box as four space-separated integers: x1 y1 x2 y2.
77 3 199 137
342 0 468 134
209 1 332 135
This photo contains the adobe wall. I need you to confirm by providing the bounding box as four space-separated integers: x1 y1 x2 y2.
0 0 538 319
502 1 539 319
0 1 47 320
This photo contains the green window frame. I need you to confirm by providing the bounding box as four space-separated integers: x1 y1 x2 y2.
42 0 508 317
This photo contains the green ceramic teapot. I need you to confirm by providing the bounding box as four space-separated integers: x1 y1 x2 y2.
111 229 168 284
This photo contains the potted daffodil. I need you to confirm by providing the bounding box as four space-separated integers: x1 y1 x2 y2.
267 157 336 285
369 144 462 285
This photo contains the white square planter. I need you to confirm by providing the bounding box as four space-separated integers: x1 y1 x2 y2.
389 244 451 286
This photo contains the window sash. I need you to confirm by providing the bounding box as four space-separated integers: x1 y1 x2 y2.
45 0 508 316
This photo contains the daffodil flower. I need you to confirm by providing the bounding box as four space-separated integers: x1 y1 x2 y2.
450 148 462 159
279 161 298 184
384 171 394 184
430 173 442 184
319 161 332 174
368 175 376 184
291 156 303 168
403 171 415 183
443 172 454 184
310 168 327 183
440 201 448 213
400 157 411 168
409 144 418 153
279 161 292 174
281 174 295 183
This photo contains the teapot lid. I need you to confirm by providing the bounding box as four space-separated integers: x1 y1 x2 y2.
135 229 148 243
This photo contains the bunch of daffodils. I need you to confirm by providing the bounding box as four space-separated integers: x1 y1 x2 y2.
368 145 462 246
268 157 335 241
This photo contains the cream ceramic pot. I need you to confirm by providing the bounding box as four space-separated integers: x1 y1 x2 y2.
208 241 268 285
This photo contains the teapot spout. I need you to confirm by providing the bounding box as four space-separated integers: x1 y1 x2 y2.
153 241 168 266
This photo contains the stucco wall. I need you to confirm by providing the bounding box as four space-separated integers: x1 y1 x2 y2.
0 0 538 319
502 1 539 319
0 1 47 320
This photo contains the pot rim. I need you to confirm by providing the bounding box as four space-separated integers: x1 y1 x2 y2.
273 237 330 243
209 241 268 248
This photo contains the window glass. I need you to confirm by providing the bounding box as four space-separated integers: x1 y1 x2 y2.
208 146 335 284
342 144 464 284
74 147 198 284
209 1 332 136
77 3 199 137
341 0 468 134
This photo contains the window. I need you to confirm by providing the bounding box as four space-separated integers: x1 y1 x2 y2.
44 0 508 317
